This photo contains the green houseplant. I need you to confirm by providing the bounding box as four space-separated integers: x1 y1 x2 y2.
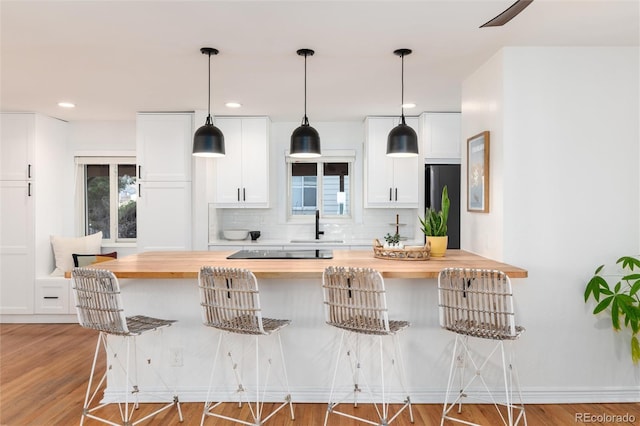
418 185 450 257
584 255 640 365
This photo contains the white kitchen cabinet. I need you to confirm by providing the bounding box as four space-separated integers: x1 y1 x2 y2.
0 181 34 314
0 113 35 181
364 117 420 208
137 181 192 251
0 113 67 317
214 117 269 208
136 113 194 181
421 112 461 161
136 113 193 252
34 278 70 314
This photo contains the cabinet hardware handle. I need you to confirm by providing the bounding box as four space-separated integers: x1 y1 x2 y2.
138 183 142 197
44 296 59 300
28 164 32 179
389 188 392 201
395 188 398 201
243 188 246 201
237 188 240 201
138 165 142 178
28 182 31 197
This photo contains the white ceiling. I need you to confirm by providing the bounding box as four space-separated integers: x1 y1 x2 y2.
1 0 638 123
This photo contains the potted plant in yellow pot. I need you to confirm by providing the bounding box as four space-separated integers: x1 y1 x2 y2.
418 185 450 257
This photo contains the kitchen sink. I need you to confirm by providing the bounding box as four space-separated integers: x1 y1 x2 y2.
289 239 344 244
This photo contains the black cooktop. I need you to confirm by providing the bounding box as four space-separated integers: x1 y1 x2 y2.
227 249 333 259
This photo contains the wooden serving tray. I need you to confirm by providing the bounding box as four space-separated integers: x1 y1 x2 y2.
372 239 431 261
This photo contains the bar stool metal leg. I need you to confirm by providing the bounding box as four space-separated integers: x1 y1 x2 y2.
325 329 346 426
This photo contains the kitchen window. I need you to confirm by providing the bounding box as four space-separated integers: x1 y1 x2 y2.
75 156 137 243
287 150 354 219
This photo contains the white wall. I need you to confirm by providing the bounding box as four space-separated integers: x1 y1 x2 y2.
461 47 640 400
67 120 136 152
460 50 505 260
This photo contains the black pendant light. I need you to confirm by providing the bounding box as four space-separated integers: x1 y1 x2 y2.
193 47 225 157
387 48 418 158
290 48 321 158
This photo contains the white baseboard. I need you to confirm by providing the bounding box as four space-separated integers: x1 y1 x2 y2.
102 386 640 404
0 314 77 323
516 387 640 404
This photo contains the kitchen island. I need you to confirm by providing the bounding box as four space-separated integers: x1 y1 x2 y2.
92 249 527 404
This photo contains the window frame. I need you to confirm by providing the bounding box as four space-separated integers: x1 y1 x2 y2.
74 154 137 246
286 150 355 223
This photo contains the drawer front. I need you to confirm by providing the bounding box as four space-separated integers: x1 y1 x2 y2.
34 280 70 314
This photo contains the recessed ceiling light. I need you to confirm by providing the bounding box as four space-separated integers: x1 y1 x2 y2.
402 103 416 109
58 101 75 108
225 102 242 108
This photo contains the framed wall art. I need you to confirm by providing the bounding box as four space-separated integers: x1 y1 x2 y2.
467 131 490 213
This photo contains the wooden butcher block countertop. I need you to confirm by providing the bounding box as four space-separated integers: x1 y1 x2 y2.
84 249 528 280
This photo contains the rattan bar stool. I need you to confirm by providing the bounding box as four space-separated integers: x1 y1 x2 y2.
198 266 294 426
438 268 526 426
322 266 414 426
71 268 183 426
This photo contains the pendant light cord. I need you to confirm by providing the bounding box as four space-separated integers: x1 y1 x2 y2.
206 52 212 125
303 53 308 126
400 52 405 123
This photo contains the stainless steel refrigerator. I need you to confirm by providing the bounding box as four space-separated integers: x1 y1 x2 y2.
425 164 460 249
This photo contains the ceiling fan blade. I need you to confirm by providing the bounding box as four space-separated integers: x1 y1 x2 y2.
480 0 533 27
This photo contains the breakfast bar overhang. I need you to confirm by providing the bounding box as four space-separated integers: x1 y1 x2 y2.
88 250 527 403
94 249 528 279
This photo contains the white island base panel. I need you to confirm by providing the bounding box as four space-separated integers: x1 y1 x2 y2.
101 277 640 405
101 276 527 405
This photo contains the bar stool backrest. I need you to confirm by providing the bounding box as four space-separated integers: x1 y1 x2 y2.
71 268 130 335
322 266 390 334
198 267 265 335
438 268 518 340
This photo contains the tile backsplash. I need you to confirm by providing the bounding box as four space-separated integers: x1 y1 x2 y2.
209 206 420 243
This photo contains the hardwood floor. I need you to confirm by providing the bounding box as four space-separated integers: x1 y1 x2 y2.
1 324 638 425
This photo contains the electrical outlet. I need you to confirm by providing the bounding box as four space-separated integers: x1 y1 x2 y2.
169 347 183 367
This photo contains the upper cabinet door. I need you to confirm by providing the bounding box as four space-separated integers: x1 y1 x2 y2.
1 113 35 181
421 112 461 161
214 117 270 208
213 117 244 205
136 113 194 181
364 117 397 206
239 117 269 206
364 116 420 208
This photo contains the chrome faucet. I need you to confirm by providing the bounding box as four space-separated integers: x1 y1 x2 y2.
315 209 324 240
